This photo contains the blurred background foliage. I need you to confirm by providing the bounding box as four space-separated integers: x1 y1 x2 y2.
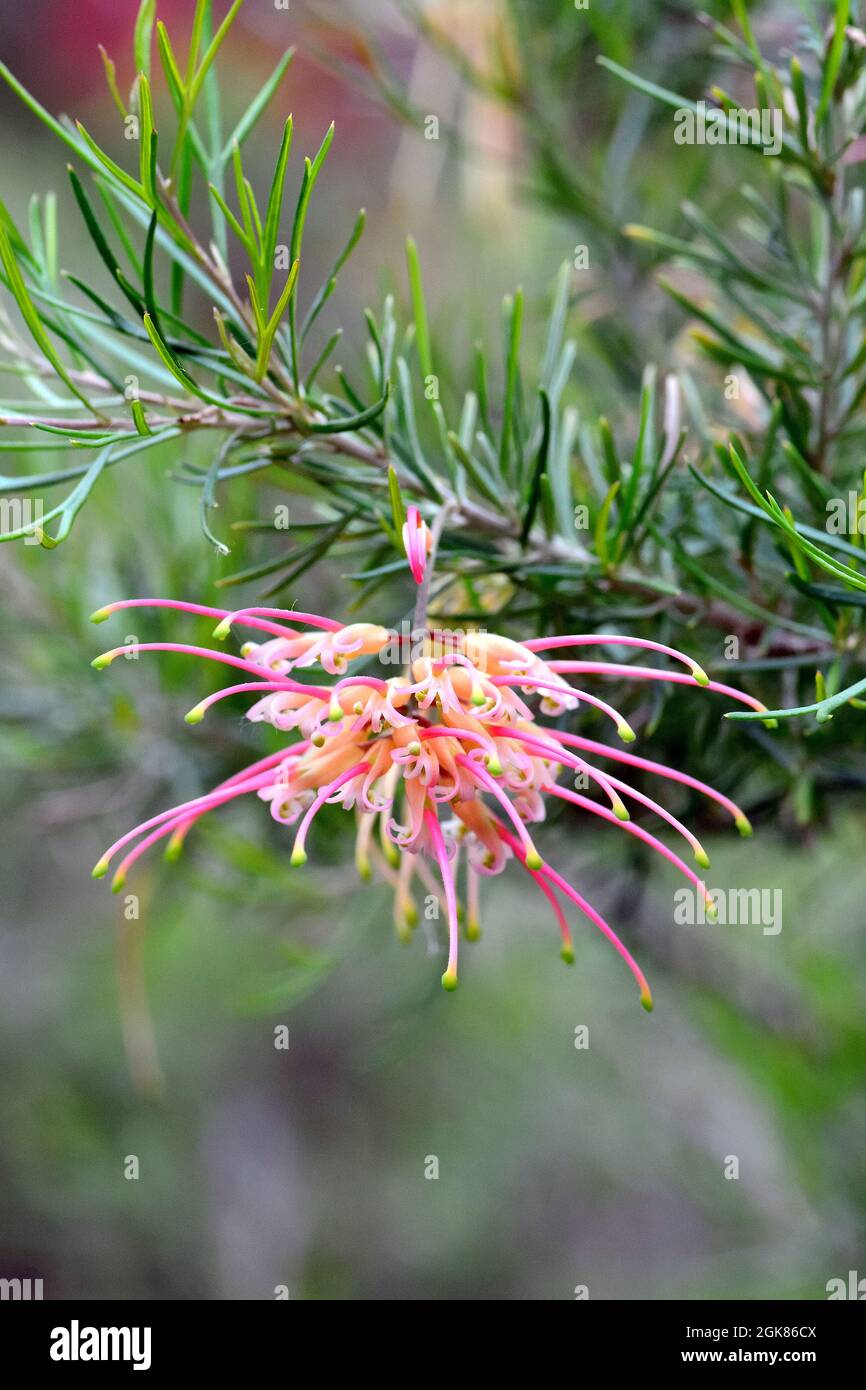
1 0 865 1300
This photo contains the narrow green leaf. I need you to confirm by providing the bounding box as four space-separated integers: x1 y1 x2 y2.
207 182 252 252
405 235 433 381
594 480 620 568
0 223 100 414
446 430 501 505
790 57 809 150
520 389 551 545
304 383 391 434
156 21 186 108
816 0 850 130
138 73 156 202
0 60 93 164
187 0 210 88
189 0 246 107
726 674 866 724
388 464 406 534
288 123 335 385
222 48 295 159
130 399 153 436
305 328 342 391
75 121 144 199
260 116 294 309
302 209 366 342
255 258 300 381
134 0 157 78
99 46 127 120
500 287 524 476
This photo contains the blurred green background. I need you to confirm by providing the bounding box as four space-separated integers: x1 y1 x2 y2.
1 0 864 1300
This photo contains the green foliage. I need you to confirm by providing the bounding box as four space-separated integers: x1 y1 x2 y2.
3 0 866 829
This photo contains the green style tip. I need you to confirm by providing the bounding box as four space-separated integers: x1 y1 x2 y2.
691 664 709 686
89 606 112 624
91 652 114 670
694 847 711 870
465 919 481 942
525 848 543 871
560 944 575 966
486 756 503 777
762 717 779 730
212 619 232 640
290 847 308 867
91 859 109 880
613 799 630 822
164 837 184 863
441 969 459 992
328 703 344 723
404 902 419 928
735 815 753 838
110 873 126 894
640 992 654 1014
184 705 206 725
617 722 637 744
706 902 718 923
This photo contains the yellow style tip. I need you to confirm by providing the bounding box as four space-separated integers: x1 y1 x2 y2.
212 619 232 640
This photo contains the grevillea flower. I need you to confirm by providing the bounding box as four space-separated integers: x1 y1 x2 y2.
401 506 432 585
89 599 772 1009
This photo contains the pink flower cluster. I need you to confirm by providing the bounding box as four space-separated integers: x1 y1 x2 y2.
90 599 768 1007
